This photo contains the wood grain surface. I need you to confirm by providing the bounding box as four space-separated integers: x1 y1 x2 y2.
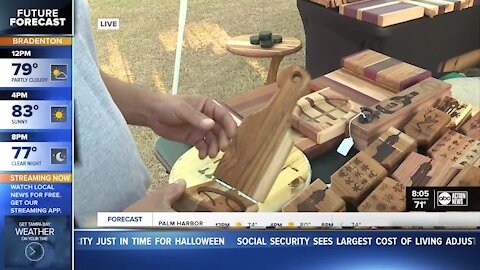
358 177 406 211
448 165 480 186
351 77 452 150
226 35 302 58
330 151 387 205
363 127 417 172
460 112 480 140
428 130 480 169
292 87 359 144
403 107 451 147
435 96 472 128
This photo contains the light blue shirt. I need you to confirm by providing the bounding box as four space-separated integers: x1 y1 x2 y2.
73 0 150 227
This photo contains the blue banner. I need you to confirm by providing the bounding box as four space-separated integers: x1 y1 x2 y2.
75 230 479 270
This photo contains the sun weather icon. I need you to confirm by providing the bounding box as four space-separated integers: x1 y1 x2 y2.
50 64 68 81
51 106 68 123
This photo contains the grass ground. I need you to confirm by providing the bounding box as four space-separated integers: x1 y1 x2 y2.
88 0 306 187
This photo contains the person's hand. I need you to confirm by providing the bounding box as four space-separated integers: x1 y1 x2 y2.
148 95 237 159
124 179 186 212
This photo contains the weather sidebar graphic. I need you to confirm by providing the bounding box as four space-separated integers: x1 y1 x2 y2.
0 37 72 269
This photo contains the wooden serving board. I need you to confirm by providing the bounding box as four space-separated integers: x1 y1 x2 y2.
330 151 387 206
341 50 431 91
460 112 480 140
340 0 425 27
435 96 472 128
401 0 455 16
392 152 460 186
170 146 312 212
358 177 406 211
292 87 359 144
363 127 417 172
351 77 452 150
428 130 480 169
214 65 310 202
282 179 346 212
403 107 451 147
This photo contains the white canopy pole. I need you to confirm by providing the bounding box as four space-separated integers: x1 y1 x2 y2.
172 0 188 95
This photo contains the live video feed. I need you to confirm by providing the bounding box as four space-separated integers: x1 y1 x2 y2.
73 0 480 229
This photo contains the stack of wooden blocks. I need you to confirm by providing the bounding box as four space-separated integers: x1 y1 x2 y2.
282 49 480 213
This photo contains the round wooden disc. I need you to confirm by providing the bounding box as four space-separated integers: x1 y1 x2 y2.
169 146 312 212
226 35 302 58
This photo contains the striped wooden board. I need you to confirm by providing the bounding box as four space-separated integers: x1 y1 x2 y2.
314 68 397 106
282 179 346 212
292 87 359 144
330 151 387 206
460 112 480 140
363 127 417 172
351 77 452 150
340 0 425 27
358 177 406 211
403 107 451 147
392 152 460 186
435 96 472 128
428 130 480 169
400 0 455 17
341 50 432 91
309 0 364 8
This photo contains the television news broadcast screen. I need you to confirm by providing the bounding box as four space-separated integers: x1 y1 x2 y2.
0 0 479 269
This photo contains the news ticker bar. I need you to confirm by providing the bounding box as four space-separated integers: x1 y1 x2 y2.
98 212 480 228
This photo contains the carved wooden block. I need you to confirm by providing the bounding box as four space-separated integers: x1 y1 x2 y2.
330 151 387 206
460 112 480 140
403 107 451 147
363 127 417 172
358 177 406 212
392 152 460 186
351 77 452 150
341 50 431 90
428 130 480 169
214 66 310 202
340 0 425 27
282 179 346 212
172 181 259 212
292 87 359 144
435 96 472 128
448 166 480 186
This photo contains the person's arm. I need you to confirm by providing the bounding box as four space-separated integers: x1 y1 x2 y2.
100 71 237 159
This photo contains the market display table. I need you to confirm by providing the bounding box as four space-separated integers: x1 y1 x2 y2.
297 0 480 78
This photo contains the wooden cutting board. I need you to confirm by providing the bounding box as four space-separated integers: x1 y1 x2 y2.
214 65 311 202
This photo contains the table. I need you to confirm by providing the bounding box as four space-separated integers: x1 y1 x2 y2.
297 0 480 78
226 35 302 84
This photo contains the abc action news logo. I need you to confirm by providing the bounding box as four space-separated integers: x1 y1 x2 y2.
437 191 468 207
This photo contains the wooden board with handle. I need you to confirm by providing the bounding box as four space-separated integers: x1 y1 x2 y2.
214 65 311 202
351 77 452 150
282 179 346 212
403 107 451 147
341 49 432 91
358 177 406 212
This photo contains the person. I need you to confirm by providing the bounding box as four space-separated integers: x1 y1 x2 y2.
74 0 237 227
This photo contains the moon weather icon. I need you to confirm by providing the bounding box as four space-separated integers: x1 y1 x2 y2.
51 148 68 165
